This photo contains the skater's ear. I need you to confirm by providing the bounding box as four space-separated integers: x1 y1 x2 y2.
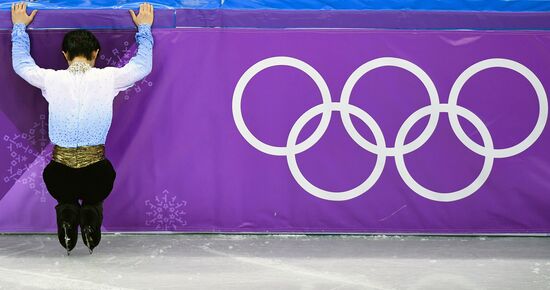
61 50 69 62
91 49 99 67
92 49 99 60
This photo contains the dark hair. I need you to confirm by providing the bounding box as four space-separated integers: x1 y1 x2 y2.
62 29 101 61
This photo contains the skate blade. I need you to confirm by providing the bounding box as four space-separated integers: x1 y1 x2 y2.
62 223 71 255
83 227 94 255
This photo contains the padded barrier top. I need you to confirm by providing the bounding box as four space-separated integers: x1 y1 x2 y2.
2 0 550 11
223 0 550 11
0 1 550 30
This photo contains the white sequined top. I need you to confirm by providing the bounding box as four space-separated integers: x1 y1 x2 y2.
11 23 154 148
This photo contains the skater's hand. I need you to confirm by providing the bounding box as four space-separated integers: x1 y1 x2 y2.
11 2 37 26
129 2 154 26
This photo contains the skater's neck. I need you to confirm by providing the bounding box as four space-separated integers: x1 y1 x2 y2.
68 57 94 67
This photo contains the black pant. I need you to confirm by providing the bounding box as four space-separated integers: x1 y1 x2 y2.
42 159 116 205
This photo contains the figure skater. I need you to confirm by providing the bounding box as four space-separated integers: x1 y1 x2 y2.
11 1 154 255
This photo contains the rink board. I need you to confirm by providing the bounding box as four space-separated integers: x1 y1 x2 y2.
0 5 550 233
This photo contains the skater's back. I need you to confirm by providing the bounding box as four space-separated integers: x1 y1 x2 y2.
11 1 154 148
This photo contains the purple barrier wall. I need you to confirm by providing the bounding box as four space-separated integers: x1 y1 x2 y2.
1 27 549 233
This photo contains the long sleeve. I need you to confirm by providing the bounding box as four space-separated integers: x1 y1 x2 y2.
11 23 49 90
112 24 154 92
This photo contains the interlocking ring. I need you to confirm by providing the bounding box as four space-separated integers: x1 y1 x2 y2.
340 57 440 156
286 102 386 201
395 104 494 202
232 56 548 202
233 56 332 156
448 58 548 158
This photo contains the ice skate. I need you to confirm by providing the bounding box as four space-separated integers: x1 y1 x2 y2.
80 202 103 254
55 203 80 255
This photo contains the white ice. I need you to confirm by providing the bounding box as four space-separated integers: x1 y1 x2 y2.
0 234 549 289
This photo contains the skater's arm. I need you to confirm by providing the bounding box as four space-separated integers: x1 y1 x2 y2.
112 3 154 92
11 2 49 90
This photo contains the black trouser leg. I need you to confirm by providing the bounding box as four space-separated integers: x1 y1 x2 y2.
77 159 115 253
42 160 79 205
43 160 82 252
78 159 117 206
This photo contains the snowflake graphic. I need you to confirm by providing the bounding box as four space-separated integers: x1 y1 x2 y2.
145 189 188 231
3 114 51 203
99 40 154 101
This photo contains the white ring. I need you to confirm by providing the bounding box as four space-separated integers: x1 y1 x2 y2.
286 103 386 201
340 57 440 156
448 58 548 158
232 56 333 156
395 104 494 202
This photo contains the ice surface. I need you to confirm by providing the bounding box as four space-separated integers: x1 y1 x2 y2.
0 234 549 290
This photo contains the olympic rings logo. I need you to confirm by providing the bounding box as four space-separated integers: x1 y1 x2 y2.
232 57 548 202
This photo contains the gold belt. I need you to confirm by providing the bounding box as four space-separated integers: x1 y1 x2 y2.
52 144 106 168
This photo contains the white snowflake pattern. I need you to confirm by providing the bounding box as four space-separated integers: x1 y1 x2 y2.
99 40 154 101
3 114 51 202
145 189 188 231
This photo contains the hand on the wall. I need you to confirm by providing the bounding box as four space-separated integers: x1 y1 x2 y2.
130 2 154 26
11 1 38 26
